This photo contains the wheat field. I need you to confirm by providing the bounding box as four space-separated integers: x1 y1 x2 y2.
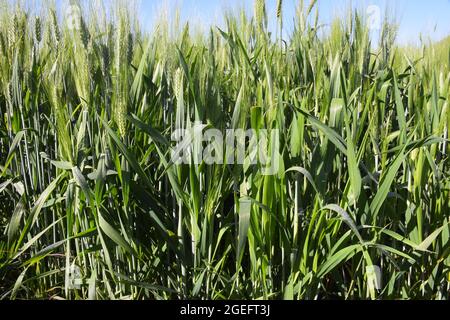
0 0 449 300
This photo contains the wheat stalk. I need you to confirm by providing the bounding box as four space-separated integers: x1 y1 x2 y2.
8 13 18 54
254 0 266 32
80 18 90 49
127 32 133 65
276 0 283 20
306 0 317 17
50 9 60 48
35 16 42 44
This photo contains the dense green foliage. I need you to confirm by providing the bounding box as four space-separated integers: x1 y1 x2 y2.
0 0 449 300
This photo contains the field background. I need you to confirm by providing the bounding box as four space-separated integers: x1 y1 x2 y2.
0 0 449 300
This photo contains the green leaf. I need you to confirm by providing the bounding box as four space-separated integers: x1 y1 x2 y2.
1 131 25 178
98 212 137 256
322 204 364 244
298 109 348 156
317 244 362 278
417 220 450 252
7 198 26 245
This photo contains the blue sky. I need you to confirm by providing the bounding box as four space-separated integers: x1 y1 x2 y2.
139 0 450 45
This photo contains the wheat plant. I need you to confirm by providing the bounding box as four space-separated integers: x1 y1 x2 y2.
0 0 449 300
